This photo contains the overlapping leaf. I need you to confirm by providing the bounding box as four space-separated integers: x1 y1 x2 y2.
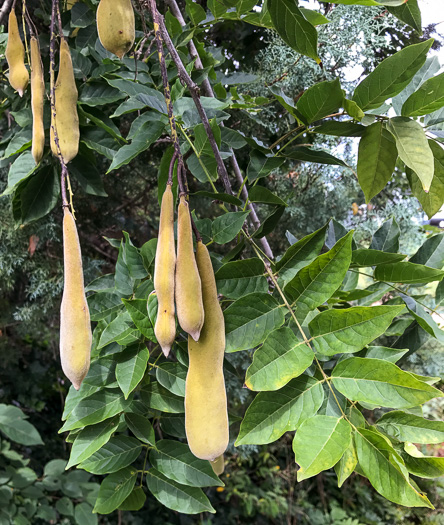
309 305 404 356
236 375 324 446
245 326 314 391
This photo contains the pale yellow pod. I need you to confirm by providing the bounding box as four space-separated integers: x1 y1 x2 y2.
5 10 29 96
60 208 92 390
154 185 176 357
30 37 45 165
211 455 225 476
175 196 204 341
50 39 79 163
185 241 228 461
96 0 135 59
65 0 78 9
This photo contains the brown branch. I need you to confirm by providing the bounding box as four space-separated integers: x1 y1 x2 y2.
148 0 187 195
164 0 274 260
0 0 14 26
156 10 234 197
49 0 69 208
168 150 177 186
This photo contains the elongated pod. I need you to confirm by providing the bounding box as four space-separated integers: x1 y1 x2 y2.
5 9 29 96
60 208 92 390
185 242 228 460
30 37 45 165
154 184 176 356
50 39 79 163
96 0 135 59
211 455 225 476
175 196 204 341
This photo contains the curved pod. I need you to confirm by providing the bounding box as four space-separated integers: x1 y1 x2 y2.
97 0 135 59
50 39 79 163
30 37 45 164
60 208 92 390
185 242 228 461
5 10 29 96
154 184 176 356
175 196 204 341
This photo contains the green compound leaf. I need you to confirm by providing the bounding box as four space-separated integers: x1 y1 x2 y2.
94 467 138 514
296 79 344 124
156 362 187 397
374 261 444 284
284 231 353 320
236 375 324 446
125 413 156 446
66 418 119 469
212 211 250 244
357 122 398 202
407 140 444 219
224 293 286 353
331 358 443 408
293 415 352 481
402 71 444 117
146 468 215 514
215 258 268 299
376 411 444 444
352 39 433 110
355 429 433 508
351 249 406 267
334 440 358 487
245 326 313 391
149 440 223 487
276 223 327 285
308 305 404 356
60 389 130 432
115 345 149 399
140 381 184 413
268 0 319 62
370 216 400 253
387 117 434 192
402 444 444 479
78 435 142 475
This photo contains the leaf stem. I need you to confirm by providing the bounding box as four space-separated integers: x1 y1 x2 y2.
250 242 350 422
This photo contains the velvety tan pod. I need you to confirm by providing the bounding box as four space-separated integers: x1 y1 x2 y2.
65 0 78 9
175 196 204 341
96 0 135 59
185 241 228 461
60 208 92 390
5 10 29 96
210 455 225 476
154 185 176 357
30 37 45 165
50 39 79 163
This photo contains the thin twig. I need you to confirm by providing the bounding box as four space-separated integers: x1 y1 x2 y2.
156 10 234 196
148 0 186 194
164 0 274 260
168 150 177 186
0 0 14 26
49 0 69 208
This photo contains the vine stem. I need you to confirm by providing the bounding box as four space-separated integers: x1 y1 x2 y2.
164 0 274 261
49 0 69 210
